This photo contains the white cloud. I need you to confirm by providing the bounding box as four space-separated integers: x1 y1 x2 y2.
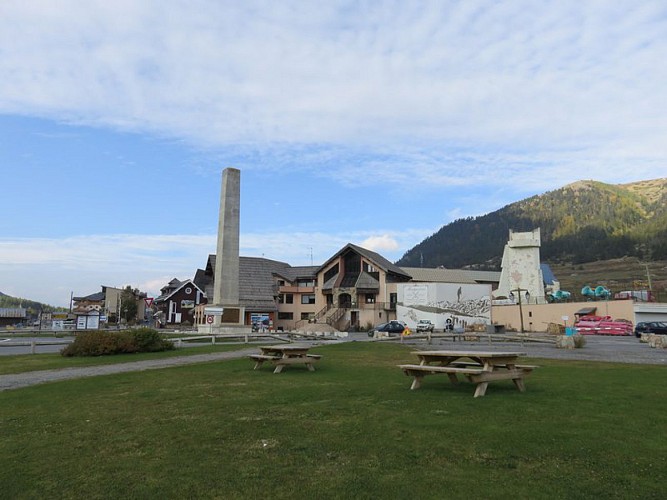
0 227 433 306
360 235 400 253
0 0 665 189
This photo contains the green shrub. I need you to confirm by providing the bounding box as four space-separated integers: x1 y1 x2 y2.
129 327 174 352
61 328 174 357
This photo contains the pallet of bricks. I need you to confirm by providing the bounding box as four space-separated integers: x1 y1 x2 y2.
464 323 486 341
546 323 565 335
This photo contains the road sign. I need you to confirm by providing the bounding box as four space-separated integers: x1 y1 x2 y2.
145 298 154 308
204 306 224 316
206 315 214 324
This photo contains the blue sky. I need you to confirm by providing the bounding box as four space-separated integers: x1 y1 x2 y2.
1 1 666 307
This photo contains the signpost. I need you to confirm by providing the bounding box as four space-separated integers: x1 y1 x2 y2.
204 306 223 334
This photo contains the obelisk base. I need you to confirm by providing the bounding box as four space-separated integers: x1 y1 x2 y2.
197 305 248 334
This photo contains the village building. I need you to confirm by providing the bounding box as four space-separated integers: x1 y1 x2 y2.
154 278 206 326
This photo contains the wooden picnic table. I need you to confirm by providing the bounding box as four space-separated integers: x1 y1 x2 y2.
399 350 537 397
249 345 322 373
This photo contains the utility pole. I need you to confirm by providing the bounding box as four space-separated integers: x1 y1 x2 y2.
645 263 653 291
510 288 530 333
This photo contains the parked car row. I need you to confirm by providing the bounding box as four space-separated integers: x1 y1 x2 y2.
370 319 451 337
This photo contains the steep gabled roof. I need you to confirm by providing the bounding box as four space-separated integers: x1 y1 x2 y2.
203 255 297 311
316 243 411 279
193 268 210 294
155 278 204 303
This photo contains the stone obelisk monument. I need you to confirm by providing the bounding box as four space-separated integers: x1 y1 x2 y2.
212 167 244 327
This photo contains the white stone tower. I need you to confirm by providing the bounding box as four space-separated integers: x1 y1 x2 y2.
493 228 545 303
212 167 244 326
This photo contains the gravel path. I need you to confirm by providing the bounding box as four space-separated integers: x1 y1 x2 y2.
1 336 665 392
0 348 258 392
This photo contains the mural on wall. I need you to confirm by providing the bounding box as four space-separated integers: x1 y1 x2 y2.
397 283 492 330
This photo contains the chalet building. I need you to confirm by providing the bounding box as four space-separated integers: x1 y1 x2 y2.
72 291 105 314
313 243 413 331
189 243 501 332
154 278 206 325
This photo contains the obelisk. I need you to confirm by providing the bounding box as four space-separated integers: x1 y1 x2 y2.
212 167 242 325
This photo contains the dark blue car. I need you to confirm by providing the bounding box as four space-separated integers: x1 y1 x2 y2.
370 320 406 337
634 321 667 337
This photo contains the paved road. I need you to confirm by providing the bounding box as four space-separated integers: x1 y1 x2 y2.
397 334 667 364
0 336 73 356
1 335 664 392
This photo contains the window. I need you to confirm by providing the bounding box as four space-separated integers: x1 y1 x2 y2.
363 262 377 273
277 279 285 286
285 294 294 304
365 294 376 304
324 264 339 283
297 278 315 287
278 312 293 320
278 294 284 304
301 294 316 305
301 312 314 320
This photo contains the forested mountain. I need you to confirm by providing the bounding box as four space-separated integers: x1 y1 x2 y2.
0 291 65 314
397 178 667 269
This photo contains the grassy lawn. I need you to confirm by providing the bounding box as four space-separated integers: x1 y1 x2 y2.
0 344 248 375
1 342 665 499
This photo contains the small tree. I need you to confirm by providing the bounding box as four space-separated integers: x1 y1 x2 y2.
120 286 138 324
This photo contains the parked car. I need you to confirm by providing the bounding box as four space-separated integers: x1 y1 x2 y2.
371 320 407 337
415 319 434 333
634 321 667 338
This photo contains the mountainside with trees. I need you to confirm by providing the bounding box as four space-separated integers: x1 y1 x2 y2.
0 291 66 314
397 178 667 269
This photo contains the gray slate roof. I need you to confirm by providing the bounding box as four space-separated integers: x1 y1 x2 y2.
356 271 380 289
197 255 307 312
72 291 106 302
275 265 320 281
400 267 501 284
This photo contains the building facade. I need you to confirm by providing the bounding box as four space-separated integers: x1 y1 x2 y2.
154 278 206 325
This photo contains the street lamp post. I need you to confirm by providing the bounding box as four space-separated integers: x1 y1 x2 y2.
509 288 530 333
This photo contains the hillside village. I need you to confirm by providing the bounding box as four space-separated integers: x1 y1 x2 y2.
4 176 666 336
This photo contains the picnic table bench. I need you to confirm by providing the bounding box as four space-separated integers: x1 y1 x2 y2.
250 345 321 373
399 350 538 397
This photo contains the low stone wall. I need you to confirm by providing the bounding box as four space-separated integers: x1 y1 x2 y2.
647 334 667 348
556 335 575 349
